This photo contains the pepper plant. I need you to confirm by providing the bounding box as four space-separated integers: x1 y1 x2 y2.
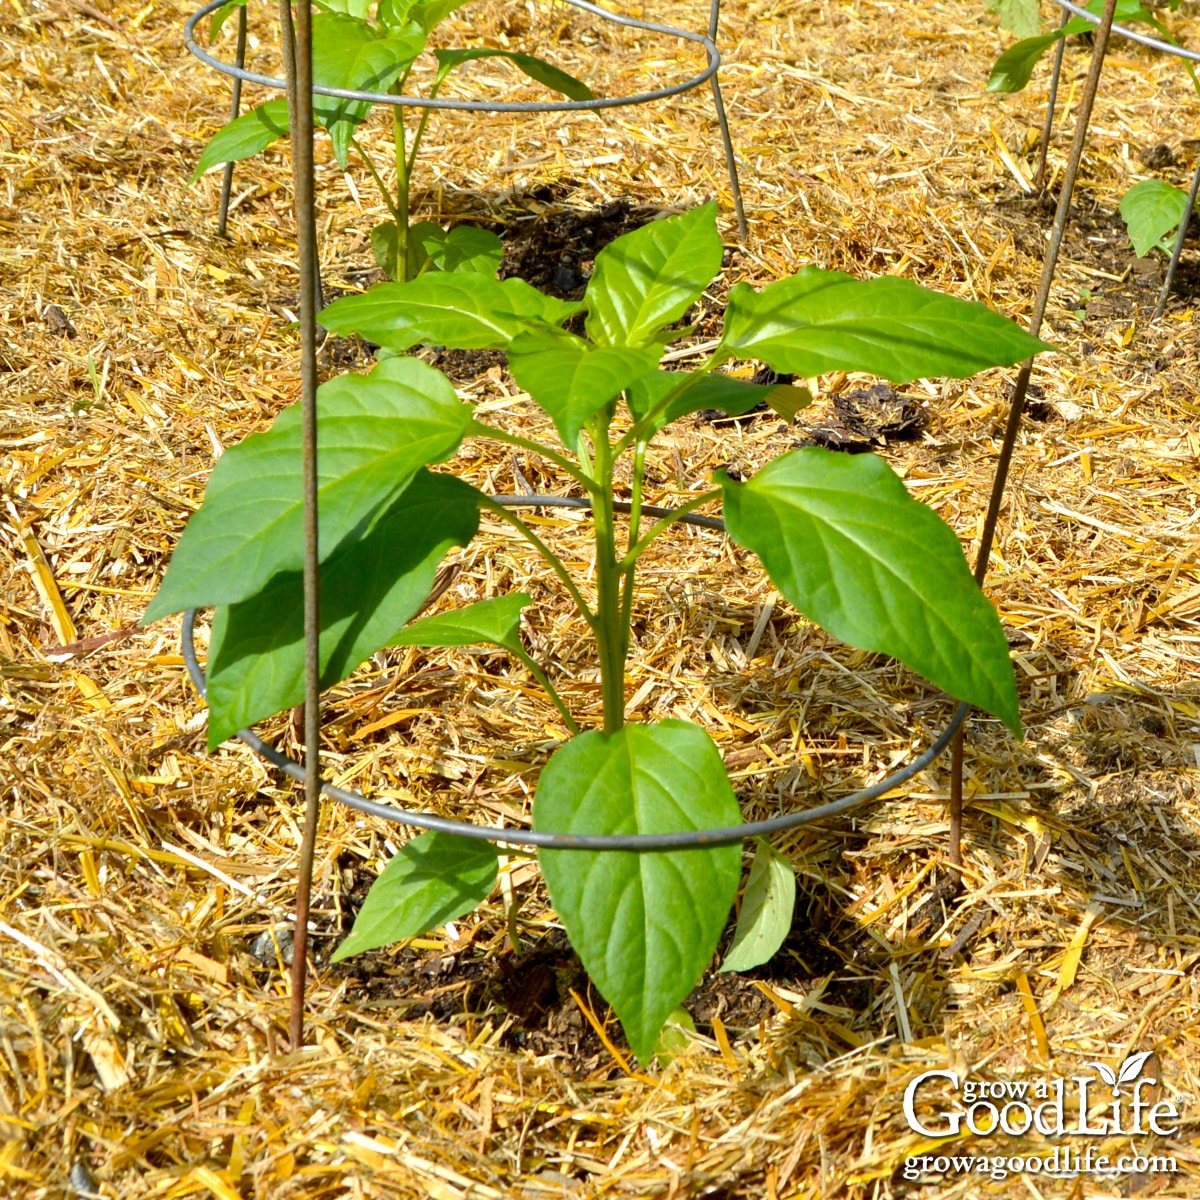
196 0 591 279
144 204 1050 1060
987 0 1197 258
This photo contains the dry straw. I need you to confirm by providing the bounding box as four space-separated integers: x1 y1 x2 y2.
3 0 1200 1194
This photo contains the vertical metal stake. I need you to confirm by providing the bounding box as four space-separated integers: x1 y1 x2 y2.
278 0 323 1051
706 0 747 240
217 3 249 238
1153 153 1200 321
948 0 1119 883
1033 9 1070 194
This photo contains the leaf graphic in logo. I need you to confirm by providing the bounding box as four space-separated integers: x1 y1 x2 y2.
1118 1050 1155 1086
1089 1061 1119 1094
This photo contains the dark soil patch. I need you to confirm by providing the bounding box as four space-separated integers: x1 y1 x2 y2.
319 866 904 1068
499 195 660 299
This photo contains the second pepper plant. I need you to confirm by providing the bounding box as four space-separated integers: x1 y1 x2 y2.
145 204 1050 1060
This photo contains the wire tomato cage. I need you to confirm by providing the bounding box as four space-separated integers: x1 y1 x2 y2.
184 0 749 239
176 0 1125 1041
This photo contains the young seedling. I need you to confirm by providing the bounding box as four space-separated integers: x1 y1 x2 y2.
195 0 591 279
144 204 1051 1061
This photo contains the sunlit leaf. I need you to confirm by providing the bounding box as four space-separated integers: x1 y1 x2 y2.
331 832 498 961
718 449 1021 733
535 720 741 1062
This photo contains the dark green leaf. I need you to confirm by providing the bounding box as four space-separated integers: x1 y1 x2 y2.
434 47 593 100
719 838 795 973
203 471 480 746
1120 179 1191 257
331 832 498 961
534 720 742 1062
719 268 1051 382
987 28 1078 93
585 203 724 348
191 100 289 181
627 370 812 429
506 328 662 444
391 593 531 652
320 274 580 350
311 12 426 168
718 449 1020 733
143 357 471 621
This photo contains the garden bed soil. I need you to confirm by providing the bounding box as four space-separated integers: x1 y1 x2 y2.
4 0 1200 1197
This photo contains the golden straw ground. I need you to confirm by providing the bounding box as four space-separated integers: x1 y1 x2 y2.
3 0 1200 1194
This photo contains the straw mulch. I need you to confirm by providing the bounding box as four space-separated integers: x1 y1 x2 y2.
4 0 1200 1194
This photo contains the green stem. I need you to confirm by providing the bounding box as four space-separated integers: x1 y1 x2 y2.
407 74 445 177
469 421 599 495
392 102 411 280
613 348 727 456
618 488 722 569
476 496 597 633
351 137 402 223
588 419 625 734
510 643 580 734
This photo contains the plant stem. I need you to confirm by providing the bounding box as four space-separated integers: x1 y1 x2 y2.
469 421 599 495
613 349 726 456
392 103 411 280
618 489 722 569
476 496 597 632
588 419 625 734
510 643 580 734
351 137 402 224
406 75 445 177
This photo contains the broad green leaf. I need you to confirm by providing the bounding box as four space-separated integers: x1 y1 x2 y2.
371 219 403 280
409 0 471 33
719 268 1051 382
391 592 531 652
652 1006 698 1067
534 720 742 1062
208 0 246 41
988 1 1163 93
191 100 289 181
434 47 593 100
506 328 662 444
718 449 1020 733
987 26 1083 93
321 274 580 350
203 471 480 746
585 203 724 348
719 838 795 974
424 224 504 275
986 0 1040 39
626 370 811 428
311 12 426 168
314 0 373 16
143 357 471 622
1120 179 1191 257
377 0 417 28
331 832 498 961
